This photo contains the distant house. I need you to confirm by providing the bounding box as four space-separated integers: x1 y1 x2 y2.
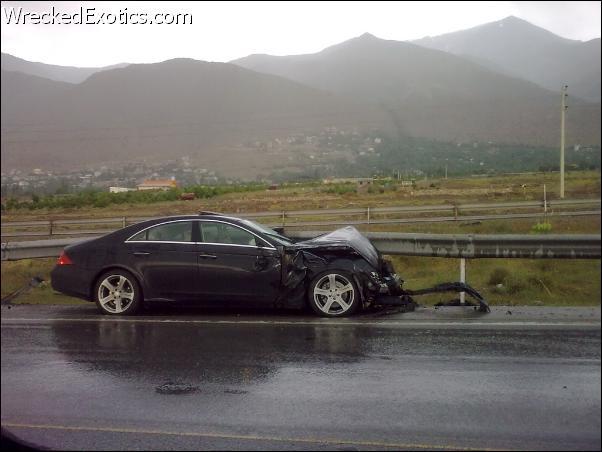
109 186 135 193
137 179 177 191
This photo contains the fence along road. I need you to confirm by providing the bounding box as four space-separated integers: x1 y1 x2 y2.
1 198 600 239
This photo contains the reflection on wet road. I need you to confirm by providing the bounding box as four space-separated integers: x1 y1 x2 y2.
1 305 601 450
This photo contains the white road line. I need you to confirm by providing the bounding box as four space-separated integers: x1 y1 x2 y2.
0 421 507 451
1 317 600 328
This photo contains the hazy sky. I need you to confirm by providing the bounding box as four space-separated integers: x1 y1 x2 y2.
1 1 600 67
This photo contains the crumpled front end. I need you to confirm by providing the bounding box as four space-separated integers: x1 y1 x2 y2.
276 226 407 310
276 226 490 313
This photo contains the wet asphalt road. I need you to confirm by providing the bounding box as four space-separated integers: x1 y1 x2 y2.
1 304 601 451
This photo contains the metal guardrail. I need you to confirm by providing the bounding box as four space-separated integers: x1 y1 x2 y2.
1 198 600 239
288 232 602 259
1 237 96 261
2 232 600 261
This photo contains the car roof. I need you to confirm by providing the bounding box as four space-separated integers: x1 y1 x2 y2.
141 214 247 223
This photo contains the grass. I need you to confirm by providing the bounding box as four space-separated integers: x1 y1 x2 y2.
2 170 600 222
386 256 601 307
1 170 600 307
1 258 83 305
2 256 600 307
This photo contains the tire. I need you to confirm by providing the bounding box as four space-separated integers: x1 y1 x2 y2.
94 270 142 315
307 270 360 317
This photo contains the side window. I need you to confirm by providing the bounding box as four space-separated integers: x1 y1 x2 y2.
144 222 193 242
129 230 147 241
201 222 257 246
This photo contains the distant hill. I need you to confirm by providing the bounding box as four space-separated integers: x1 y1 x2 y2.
0 59 380 175
2 26 601 178
233 33 600 146
1 53 129 84
413 16 601 102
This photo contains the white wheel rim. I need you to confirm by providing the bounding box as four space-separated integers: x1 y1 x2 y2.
313 274 355 315
98 275 135 314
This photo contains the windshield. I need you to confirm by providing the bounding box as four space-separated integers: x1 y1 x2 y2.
240 219 294 246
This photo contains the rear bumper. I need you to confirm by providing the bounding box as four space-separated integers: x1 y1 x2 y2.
50 266 93 301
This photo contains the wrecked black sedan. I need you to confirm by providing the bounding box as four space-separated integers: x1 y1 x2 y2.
51 213 487 317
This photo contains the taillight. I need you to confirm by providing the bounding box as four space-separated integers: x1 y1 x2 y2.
57 251 73 265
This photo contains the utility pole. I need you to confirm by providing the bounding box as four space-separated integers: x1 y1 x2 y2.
560 85 568 199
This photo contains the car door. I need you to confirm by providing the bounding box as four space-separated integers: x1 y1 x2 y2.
125 220 199 300
196 220 281 304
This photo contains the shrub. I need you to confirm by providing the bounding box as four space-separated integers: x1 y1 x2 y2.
531 222 552 234
488 267 510 286
3 183 269 211
536 260 553 272
505 275 527 295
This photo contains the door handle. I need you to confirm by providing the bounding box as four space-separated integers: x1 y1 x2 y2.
133 251 151 256
199 253 217 259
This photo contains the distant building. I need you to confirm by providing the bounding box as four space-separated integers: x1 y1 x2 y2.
323 177 374 185
109 186 135 193
137 179 177 191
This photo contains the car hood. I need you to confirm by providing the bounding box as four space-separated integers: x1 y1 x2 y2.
289 226 380 268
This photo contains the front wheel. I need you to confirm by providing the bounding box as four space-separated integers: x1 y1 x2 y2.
308 271 360 317
94 270 142 315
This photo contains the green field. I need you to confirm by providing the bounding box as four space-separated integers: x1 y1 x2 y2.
2 170 600 222
1 171 600 307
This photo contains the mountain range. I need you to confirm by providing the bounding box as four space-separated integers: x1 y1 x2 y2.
1 16 600 177
413 16 601 103
0 53 129 84
1 60 380 176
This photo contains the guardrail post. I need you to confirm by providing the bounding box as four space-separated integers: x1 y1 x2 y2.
49 220 53 236
460 258 466 304
122 217 127 228
281 211 286 228
454 206 458 220
543 184 548 215
367 207 371 224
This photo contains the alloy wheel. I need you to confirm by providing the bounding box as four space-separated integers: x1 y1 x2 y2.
313 273 355 315
97 274 135 314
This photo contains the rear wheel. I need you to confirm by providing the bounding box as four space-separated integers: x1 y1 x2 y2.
308 271 360 317
94 270 142 315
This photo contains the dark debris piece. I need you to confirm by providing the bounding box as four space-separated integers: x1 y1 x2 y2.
1 276 44 305
155 382 199 395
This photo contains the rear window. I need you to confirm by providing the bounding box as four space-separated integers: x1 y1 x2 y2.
131 222 193 242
